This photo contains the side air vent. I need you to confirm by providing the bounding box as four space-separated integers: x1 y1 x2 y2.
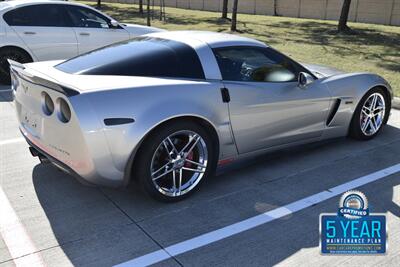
104 118 135 126
326 99 341 126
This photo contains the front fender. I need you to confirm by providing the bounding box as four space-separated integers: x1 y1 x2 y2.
324 72 392 100
321 72 392 138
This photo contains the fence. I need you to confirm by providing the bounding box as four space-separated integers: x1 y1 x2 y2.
104 0 400 26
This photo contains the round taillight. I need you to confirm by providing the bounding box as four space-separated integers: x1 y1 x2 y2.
57 98 71 123
41 92 54 116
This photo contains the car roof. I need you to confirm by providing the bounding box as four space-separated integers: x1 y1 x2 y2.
147 31 268 49
0 0 88 12
2 0 71 6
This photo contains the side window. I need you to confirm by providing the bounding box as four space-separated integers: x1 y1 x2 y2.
3 5 69 27
66 6 110 28
213 47 300 83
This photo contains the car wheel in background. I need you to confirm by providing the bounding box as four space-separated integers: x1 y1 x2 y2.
135 120 217 202
0 47 32 84
349 87 390 140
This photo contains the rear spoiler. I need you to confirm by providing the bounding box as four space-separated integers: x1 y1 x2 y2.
8 59 80 97
8 59 25 70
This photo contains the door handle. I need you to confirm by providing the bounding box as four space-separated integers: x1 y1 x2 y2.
79 32 90 36
23 31 36 35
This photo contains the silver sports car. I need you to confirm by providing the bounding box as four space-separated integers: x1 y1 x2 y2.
10 31 392 201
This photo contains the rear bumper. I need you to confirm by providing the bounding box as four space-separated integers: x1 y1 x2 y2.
12 62 127 188
20 126 126 188
22 131 96 187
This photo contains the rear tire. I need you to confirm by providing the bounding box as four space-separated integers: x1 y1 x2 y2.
0 47 32 84
349 87 390 140
135 120 217 202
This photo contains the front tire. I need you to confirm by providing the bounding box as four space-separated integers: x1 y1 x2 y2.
135 121 217 202
349 88 390 140
0 48 32 84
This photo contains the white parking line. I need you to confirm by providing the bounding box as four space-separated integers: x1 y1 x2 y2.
0 187 44 267
0 137 25 146
115 163 400 267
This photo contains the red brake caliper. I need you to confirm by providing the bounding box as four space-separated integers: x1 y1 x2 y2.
184 151 194 167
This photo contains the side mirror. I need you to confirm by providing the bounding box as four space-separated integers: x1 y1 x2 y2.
298 72 314 88
109 20 119 28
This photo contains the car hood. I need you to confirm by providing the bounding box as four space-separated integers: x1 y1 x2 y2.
121 23 166 37
301 63 345 78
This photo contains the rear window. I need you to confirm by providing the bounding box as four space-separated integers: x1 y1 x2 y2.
3 4 69 27
56 37 205 80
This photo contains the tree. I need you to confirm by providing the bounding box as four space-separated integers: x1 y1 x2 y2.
231 0 238 31
159 0 166 21
338 0 352 32
146 0 151 26
139 0 144 14
222 0 229 19
96 0 101 9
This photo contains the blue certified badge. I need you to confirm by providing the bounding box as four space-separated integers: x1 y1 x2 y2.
320 190 387 254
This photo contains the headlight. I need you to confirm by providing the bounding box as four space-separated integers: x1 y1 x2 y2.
57 98 71 123
41 92 54 116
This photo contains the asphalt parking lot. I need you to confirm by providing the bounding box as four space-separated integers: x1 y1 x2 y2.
1 85 400 267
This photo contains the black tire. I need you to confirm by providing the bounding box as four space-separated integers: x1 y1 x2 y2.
349 87 390 140
0 47 32 84
135 120 217 202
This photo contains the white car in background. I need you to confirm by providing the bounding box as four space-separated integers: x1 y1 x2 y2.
0 0 164 83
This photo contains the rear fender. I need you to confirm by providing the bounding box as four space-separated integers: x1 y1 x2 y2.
84 82 237 180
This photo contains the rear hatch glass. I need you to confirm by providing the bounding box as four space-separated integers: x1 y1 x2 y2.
55 37 205 80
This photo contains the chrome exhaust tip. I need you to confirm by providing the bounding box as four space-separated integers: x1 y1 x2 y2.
39 155 50 164
29 146 39 157
29 147 50 164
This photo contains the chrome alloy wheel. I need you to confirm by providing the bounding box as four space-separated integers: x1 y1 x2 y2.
360 93 386 136
150 130 208 197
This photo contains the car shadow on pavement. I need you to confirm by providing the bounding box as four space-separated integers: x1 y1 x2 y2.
31 125 400 266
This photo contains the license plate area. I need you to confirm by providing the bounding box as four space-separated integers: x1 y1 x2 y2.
21 108 41 137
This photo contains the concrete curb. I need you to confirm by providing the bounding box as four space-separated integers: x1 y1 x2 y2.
393 97 400 110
